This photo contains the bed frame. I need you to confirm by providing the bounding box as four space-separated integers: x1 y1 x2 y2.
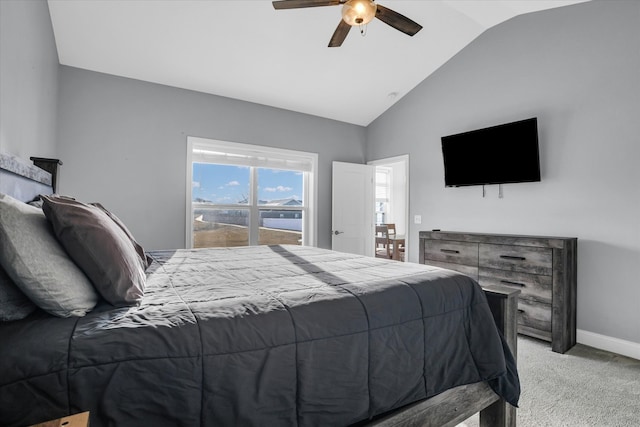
0 152 54 201
0 151 520 427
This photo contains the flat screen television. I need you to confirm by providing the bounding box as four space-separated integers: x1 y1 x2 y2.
441 117 541 187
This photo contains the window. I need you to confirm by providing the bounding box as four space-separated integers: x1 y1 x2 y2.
186 137 317 248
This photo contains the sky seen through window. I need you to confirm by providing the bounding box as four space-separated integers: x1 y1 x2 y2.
192 163 303 204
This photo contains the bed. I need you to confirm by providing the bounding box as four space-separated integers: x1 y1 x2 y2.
0 153 520 427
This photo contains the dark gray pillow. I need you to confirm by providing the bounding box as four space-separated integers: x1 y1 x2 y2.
90 203 152 269
41 195 146 306
0 193 98 317
0 265 37 321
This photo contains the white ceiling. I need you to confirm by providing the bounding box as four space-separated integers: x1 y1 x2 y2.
47 0 588 126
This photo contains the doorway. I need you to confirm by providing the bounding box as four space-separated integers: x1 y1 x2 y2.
368 155 409 261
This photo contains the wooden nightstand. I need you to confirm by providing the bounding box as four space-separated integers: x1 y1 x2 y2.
28 412 89 427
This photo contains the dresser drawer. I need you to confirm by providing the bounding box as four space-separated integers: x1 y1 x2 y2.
423 260 478 281
479 243 552 275
478 268 552 304
424 240 478 266
517 299 552 333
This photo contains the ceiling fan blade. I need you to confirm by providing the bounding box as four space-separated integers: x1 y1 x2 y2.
328 19 351 47
375 4 423 36
272 0 342 10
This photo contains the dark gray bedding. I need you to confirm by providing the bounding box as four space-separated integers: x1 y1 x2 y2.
0 245 519 426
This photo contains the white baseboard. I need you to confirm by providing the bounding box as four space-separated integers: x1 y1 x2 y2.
577 329 640 361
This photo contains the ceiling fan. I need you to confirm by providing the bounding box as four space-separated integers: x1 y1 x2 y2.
272 0 422 47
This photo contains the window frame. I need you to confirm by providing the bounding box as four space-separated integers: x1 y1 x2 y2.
186 137 318 249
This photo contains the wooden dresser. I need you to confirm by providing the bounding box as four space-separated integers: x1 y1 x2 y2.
419 231 577 353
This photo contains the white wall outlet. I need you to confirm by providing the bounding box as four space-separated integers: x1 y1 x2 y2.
414 215 422 224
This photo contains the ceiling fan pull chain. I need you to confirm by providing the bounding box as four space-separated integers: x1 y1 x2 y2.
359 23 367 37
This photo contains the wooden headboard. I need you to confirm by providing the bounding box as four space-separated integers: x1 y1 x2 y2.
0 152 54 202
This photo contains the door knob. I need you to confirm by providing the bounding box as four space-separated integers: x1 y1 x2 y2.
333 230 344 235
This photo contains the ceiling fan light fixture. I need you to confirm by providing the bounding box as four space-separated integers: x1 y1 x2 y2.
341 0 377 26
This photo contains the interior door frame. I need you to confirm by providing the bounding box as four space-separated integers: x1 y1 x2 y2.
367 154 410 261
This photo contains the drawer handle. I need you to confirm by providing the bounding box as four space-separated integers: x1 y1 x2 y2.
441 249 460 254
500 255 526 261
517 309 525 314
501 280 526 287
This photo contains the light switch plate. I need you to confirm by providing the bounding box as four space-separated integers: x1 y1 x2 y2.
414 215 422 224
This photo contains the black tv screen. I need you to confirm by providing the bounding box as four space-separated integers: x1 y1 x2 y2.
441 117 541 187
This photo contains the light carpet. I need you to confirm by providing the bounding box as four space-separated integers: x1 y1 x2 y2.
458 336 640 427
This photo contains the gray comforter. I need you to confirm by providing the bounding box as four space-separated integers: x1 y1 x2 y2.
0 245 519 426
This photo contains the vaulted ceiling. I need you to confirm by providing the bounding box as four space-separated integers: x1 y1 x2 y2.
47 0 588 126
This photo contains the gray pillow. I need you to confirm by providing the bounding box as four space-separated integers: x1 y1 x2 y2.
41 195 146 306
0 193 98 317
27 196 44 209
0 265 37 321
90 202 152 269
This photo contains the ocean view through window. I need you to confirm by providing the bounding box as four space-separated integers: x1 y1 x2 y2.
187 137 317 248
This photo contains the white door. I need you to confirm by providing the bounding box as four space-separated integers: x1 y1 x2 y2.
331 161 374 256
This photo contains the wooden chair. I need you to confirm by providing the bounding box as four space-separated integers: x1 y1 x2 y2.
383 223 405 261
375 225 392 259
398 245 405 261
385 223 396 237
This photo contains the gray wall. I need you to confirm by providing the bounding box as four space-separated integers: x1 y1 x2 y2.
56 66 366 250
366 1 640 345
0 0 58 158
